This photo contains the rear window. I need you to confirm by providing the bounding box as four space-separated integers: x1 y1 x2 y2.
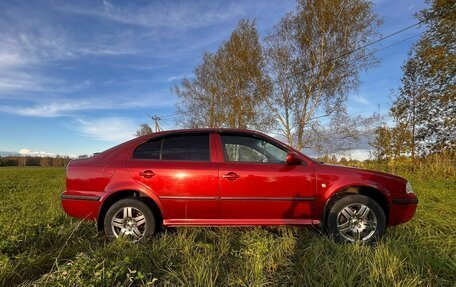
133 133 210 161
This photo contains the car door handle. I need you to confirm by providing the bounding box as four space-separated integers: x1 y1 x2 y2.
222 172 240 181
139 170 155 178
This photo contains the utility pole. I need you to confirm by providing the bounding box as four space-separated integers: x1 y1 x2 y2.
148 114 162 132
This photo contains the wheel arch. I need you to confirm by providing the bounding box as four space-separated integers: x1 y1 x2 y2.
97 189 163 231
320 185 390 230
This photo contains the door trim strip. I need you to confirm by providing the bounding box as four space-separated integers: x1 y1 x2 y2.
158 196 316 201
221 197 315 201
159 196 218 200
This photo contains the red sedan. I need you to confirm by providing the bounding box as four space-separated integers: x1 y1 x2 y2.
61 129 418 243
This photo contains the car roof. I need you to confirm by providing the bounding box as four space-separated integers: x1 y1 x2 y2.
129 128 315 164
158 128 261 133
136 128 266 139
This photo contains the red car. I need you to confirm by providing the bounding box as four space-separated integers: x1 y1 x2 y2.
61 129 418 243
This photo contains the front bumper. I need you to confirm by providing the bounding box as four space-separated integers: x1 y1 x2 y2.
392 198 419 204
61 191 102 220
388 195 418 226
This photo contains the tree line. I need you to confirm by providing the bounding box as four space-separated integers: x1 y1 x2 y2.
137 0 382 157
0 156 71 167
371 0 454 162
136 0 454 162
175 0 383 156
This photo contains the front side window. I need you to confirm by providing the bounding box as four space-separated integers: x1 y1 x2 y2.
133 133 210 161
220 134 288 164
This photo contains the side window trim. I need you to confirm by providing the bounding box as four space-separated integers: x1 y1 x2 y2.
159 137 164 160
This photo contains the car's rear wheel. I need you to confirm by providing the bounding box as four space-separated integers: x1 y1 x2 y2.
327 194 386 243
104 197 156 242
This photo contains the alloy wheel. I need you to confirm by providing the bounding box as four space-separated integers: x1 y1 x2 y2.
111 206 147 241
336 203 377 242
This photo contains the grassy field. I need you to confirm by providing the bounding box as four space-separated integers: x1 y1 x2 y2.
0 166 455 286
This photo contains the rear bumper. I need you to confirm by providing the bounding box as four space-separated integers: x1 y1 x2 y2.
388 195 418 226
61 191 102 220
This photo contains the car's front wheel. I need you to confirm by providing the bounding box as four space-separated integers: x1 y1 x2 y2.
104 197 156 242
327 194 386 243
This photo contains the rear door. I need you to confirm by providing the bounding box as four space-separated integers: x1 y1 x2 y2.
126 132 220 222
217 132 316 221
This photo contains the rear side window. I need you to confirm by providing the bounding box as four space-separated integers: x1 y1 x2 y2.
162 134 209 161
133 139 161 159
133 133 210 161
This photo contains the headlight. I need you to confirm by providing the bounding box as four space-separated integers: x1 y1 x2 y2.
406 181 414 194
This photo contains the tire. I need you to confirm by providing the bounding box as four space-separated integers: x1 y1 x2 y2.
103 197 156 241
327 194 386 243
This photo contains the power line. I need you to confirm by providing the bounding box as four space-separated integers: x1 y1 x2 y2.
160 31 423 121
161 112 183 119
155 9 452 122
159 118 174 130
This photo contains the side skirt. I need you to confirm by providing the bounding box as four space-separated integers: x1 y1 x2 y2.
163 218 320 226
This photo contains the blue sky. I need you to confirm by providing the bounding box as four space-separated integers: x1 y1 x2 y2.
0 0 427 158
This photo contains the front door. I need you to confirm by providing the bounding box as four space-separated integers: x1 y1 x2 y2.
217 133 316 222
127 133 219 222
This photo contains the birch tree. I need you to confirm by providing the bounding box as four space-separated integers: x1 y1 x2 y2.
265 0 381 150
391 0 455 155
174 20 272 129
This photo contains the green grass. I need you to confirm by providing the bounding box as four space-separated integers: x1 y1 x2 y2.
0 167 455 286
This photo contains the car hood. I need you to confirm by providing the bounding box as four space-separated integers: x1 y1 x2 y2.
316 163 407 183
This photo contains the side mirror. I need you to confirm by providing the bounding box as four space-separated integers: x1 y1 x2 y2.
286 152 301 165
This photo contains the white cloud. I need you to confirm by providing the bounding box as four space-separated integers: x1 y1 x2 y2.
352 95 370 105
0 91 176 117
0 5 141 94
0 51 28 68
0 0 239 95
304 149 373 161
19 148 54 157
102 0 114 11
62 1 244 30
1 10 139 65
333 149 373 161
0 71 81 94
18 148 77 158
167 74 193 82
73 117 138 142
1 102 87 117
